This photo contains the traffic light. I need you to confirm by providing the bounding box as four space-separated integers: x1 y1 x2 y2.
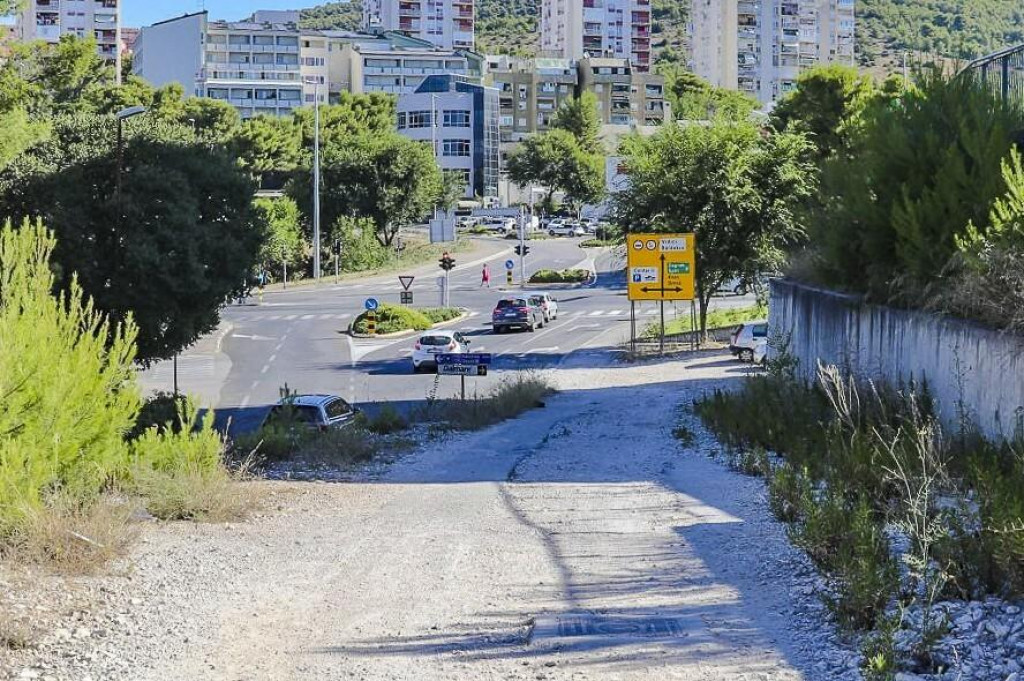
514 244 530 257
439 252 456 271
332 239 342 256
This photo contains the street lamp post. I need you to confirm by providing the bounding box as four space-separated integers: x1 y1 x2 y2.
311 79 322 281
115 105 147 213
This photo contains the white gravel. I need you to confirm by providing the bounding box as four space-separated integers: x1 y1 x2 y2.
3 350 861 680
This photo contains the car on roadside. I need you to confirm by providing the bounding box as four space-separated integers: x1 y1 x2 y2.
412 330 471 372
528 293 559 323
457 215 481 230
548 221 586 237
580 217 600 233
729 320 768 362
261 394 359 432
478 217 515 234
492 296 544 333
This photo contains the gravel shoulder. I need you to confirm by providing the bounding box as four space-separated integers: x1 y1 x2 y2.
2 350 859 681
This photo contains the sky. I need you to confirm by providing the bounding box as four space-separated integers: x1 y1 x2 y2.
122 1 324 28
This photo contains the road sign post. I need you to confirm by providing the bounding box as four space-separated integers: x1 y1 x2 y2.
364 298 379 336
626 233 697 355
436 353 492 401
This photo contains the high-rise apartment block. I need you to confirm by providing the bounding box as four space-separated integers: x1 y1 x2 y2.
16 0 121 63
540 0 652 72
691 0 855 104
363 0 474 51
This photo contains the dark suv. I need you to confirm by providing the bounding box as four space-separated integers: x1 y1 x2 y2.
492 296 543 333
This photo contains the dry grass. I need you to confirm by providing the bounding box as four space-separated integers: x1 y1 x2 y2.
131 461 259 523
425 374 554 431
0 496 136 575
0 608 35 651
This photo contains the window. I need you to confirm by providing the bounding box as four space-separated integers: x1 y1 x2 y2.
499 115 513 126
324 398 353 420
442 139 470 157
443 110 470 127
397 112 407 129
407 110 433 128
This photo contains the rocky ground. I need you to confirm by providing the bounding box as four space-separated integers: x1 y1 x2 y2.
1 349 1016 680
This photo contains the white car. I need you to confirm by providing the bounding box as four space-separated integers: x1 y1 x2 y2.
528 292 559 322
412 330 471 372
479 217 515 234
548 221 586 237
261 394 359 431
729 321 768 362
580 218 600 233
457 216 480 229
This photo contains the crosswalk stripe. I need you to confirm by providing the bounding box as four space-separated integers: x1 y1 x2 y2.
283 315 298 320
608 310 624 316
588 310 605 317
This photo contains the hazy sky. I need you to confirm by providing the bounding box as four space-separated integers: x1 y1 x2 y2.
123 1 323 28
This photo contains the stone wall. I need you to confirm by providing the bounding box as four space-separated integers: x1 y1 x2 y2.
769 279 1024 441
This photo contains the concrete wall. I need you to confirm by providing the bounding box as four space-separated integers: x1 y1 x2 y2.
769 279 1024 441
134 13 203 96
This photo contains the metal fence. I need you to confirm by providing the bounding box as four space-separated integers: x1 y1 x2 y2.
962 43 1024 104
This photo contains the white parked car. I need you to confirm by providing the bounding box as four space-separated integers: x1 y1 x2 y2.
528 292 559 323
753 337 768 366
548 221 586 237
261 394 359 431
479 217 515 234
411 330 471 372
729 321 768 362
457 216 481 229
580 218 600 233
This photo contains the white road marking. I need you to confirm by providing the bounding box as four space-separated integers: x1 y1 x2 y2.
608 309 624 316
569 324 601 331
231 333 277 341
250 380 260 391
240 395 251 408
260 364 270 374
268 354 277 363
531 346 560 353
399 349 413 356
588 310 606 317
283 315 298 320
300 314 315 320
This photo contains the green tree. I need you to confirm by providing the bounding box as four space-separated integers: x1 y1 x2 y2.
181 96 241 142
0 113 260 363
614 121 815 335
0 108 48 170
0 219 140 531
151 83 188 121
0 36 113 115
292 91 396 150
253 196 306 281
506 129 605 215
811 71 1024 300
84 74 155 115
290 132 442 247
661 67 758 121
551 91 601 154
235 115 302 188
769 65 878 160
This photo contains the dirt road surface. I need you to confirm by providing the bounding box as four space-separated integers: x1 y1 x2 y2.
3 351 860 681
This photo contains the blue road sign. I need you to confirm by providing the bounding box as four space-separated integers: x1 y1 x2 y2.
437 353 493 365
364 298 379 311
505 259 515 270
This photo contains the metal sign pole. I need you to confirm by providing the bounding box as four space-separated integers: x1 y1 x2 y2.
659 299 665 356
630 301 636 355
690 299 697 352
461 374 466 401
519 212 526 287
444 270 450 308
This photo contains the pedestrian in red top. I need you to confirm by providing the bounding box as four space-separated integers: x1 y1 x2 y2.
481 263 491 288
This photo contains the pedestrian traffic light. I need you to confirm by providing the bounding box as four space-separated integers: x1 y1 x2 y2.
515 244 530 257
439 252 456 271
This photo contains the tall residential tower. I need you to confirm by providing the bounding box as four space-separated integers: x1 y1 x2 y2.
690 0 855 104
540 0 652 72
17 0 121 68
362 0 474 51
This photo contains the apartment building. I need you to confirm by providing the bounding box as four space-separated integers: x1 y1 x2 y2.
486 55 666 141
363 0 474 51
323 30 482 97
134 11 317 119
396 74 499 199
540 0 652 72
17 0 121 63
691 0 856 105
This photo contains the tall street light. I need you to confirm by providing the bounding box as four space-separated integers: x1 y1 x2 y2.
304 78 323 281
115 105 147 211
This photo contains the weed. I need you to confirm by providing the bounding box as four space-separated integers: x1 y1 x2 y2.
861 614 900 681
131 458 257 523
421 373 554 431
767 463 811 523
672 424 695 447
0 611 33 650
366 405 409 435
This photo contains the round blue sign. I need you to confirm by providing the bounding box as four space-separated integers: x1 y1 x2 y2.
505 259 515 270
364 298 379 311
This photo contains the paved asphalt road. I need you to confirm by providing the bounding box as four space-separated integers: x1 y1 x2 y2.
141 236 757 433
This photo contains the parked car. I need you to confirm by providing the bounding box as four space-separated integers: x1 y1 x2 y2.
548 221 586 237
492 296 544 333
412 330 471 372
580 217 600 233
753 337 768 366
261 394 359 432
528 292 559 323
457 215 481 229
729 321 768 362
479 217 515 234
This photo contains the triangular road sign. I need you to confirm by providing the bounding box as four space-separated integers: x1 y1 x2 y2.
399 275 415 291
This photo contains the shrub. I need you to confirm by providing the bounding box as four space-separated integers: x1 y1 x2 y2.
528 268 590 284
366 404 409 435
351 304 461 335
424 373 554 431
130 391 189 439
0 220 141 537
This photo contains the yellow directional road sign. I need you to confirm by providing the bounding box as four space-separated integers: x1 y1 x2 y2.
626 233 696 301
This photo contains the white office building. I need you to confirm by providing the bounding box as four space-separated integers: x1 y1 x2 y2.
363 0 475 51
691 0 855 104
396 74 499 199
540 0 652 72
133 11 318 119
17 0 121 63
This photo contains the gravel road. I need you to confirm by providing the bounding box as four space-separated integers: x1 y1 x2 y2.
3 350 860 681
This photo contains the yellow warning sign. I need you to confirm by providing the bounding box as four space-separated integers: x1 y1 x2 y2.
626 233 696 301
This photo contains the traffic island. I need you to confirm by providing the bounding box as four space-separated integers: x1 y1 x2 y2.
527 268 594 285
348 304 464 338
